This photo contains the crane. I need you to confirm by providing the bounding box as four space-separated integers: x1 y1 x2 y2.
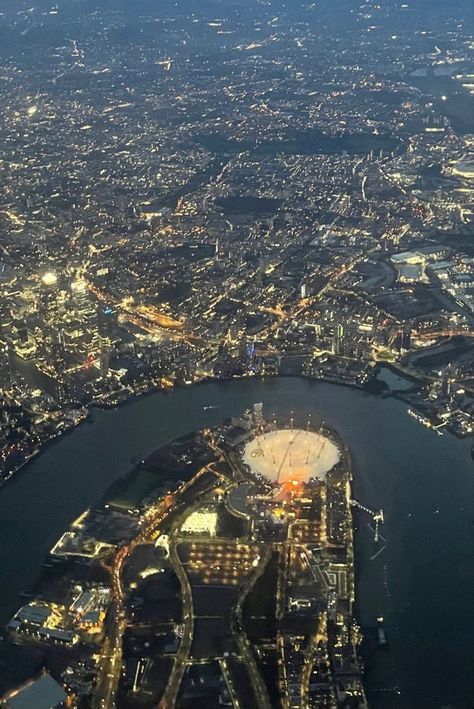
350 499 384 543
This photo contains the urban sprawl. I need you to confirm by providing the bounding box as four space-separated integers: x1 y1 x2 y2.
1 1 474 480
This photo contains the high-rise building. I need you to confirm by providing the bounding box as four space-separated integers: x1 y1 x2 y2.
332 324 344 356
441 366 453 398
99 350 110 380
98 305 118 344
69 280 99 358
39 272 62 326
402 327 411 351
0 343 12 390
71 279 93 321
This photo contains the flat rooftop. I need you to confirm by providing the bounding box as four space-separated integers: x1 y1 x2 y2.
2 673 66 709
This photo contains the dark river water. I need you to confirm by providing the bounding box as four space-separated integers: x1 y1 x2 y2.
0 377 473 709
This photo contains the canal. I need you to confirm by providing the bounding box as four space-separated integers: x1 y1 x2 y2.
0 377 473 709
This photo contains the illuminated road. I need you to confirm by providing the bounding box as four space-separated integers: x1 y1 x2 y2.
219 658 240 708
159 470 239 707
159 540 194 709
94 466 219 709
233 548 273 709
93 494 175 709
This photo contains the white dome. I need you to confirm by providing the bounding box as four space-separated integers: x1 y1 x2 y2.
243 428 340 484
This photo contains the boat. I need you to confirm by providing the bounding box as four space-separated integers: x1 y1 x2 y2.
377 616 387 647
203 405 218 411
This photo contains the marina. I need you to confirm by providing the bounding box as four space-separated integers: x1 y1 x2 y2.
407 408 444 435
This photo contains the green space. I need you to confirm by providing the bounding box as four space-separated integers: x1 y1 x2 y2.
197 128 401 157
411 74 474 135
106 468 164 510
215 196 282 215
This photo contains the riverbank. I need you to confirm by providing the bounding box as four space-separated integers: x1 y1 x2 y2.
0 377 473 708
0 368 402 489
2 413 365 707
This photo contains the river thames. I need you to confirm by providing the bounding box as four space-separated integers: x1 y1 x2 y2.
0 377 473 709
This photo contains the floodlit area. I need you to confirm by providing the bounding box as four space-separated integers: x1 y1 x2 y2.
243 429 340 484
181 509 218 536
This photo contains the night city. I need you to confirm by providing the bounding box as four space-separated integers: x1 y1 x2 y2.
0 1 473 708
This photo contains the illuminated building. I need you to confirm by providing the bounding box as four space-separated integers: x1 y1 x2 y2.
181 509 218 536
243 428 340 485
68 279 100 358
41 272 58 287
